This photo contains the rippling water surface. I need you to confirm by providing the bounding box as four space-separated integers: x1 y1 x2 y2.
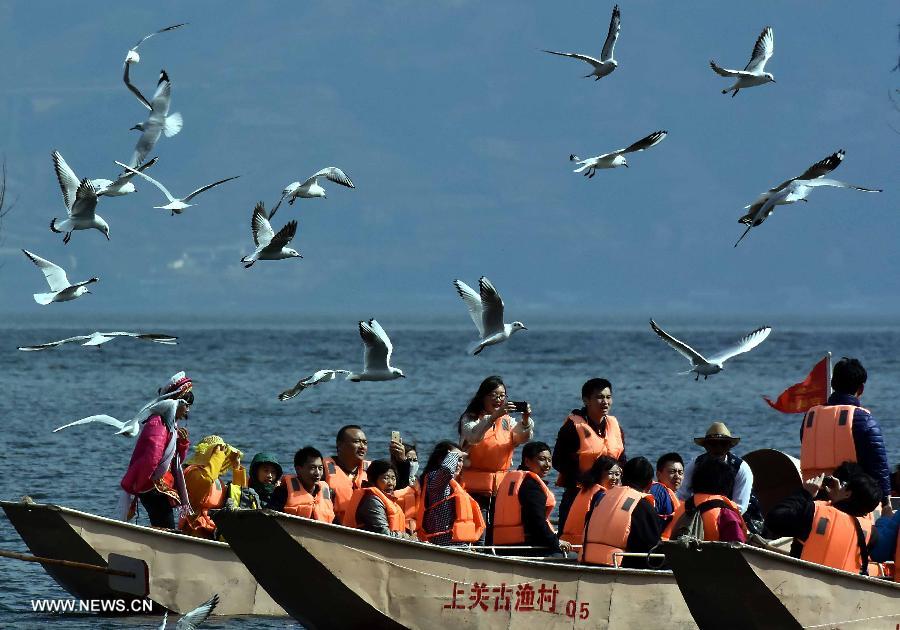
2 314 898 628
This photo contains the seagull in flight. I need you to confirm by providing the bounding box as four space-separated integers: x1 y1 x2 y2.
22 249 98 305
18 331 177 351
115 161 238 215
158 593 218 630
544 5 621 81
123 23 187 109
269 167 355 219
710 27 775 97
127 70 183 168
570 130 667 177
454 276 527 355
52 396 186 439
278 369 352 401
347 319 405 382
241 202 301 267
51 150 157 199
50 153 108 243
649 319 771 380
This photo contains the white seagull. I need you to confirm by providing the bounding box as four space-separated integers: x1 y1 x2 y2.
278 369 352 401
127 70 183 168
269 167 355 219
570 130 667 177
50 154 108 243
52 150 156 200
241 202 301 268
123 23 187 109
544 5 621 81
18 331 177 351
454 276 527 355
158 593 218 630
710 27 775 97
649 319 772 380
115 161 239 215
53 397 186 439
22 249 98 305
347 319 405 382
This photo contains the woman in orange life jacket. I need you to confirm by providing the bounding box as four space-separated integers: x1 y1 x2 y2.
663 456 747 544
270 446 335 523
493 441 574 557
560 455 621 546
344 460 416 539
389 440 420 534
650 452 684 524
552 378 626 534
418 440 485 546
457 376 534 542
766 462 881 572
180 435 244 538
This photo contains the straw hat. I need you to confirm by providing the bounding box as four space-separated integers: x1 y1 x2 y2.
693 421 740 448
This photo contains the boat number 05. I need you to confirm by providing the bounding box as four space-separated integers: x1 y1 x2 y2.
443 581 590 619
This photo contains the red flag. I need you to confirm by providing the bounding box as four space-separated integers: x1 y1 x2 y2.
764 355 830 414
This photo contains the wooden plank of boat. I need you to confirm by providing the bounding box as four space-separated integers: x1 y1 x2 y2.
214 508 697 630
0 499 285 616
661 539 900 629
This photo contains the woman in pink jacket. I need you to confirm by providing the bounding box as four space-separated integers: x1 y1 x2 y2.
119 372 194 528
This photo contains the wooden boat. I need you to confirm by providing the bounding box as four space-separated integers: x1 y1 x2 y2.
661 539 900 629
213 508 697 630
1 499 286 616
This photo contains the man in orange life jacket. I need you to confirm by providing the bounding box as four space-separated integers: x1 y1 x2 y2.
553 378 627 533
800 357 891 512
270 446 335 523
493 441 574 557
650 452 683 524
323 425 371 523
581 457 661 569
765 466 881 574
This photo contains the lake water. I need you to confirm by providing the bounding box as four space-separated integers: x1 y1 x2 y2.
1 314 898 628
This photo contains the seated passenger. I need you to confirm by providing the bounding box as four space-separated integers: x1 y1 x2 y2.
249 452 284 509
181 435 244 538
493 442 573 557
559 455 620 546
271 446 335 523
343 460 414 539
417 440 485 546
766 468 881 574
581 457 660 568
390 438 420 534
650 452 684 524
663 457 747 543
323 425 371 524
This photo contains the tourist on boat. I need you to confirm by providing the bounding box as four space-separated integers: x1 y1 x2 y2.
180 435 246 538
343 460 415 539
559 455 620 546
249 452 284 509
118 371 194 528
663 457 747 543
581 457 660 568
765 468 881 574
800 357 891 511
552 378 626 533
417 440 485 546
650 452 684 524
493 441 574 557
323 425 371 523
271 446 335 523
457 376 534 542
389 439 420 534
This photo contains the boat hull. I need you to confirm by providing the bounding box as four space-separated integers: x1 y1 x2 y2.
1 500 285 616
214 509 696 630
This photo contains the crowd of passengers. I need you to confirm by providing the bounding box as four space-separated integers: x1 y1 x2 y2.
119 358 900 576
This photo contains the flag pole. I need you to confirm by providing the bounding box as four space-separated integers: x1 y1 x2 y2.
826 351 832 398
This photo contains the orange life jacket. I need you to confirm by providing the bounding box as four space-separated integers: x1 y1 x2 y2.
342 486 406 532
492 470 556 545
560 483 606 545
651 481 681 519
800 501 871 574
393 483 420 533
799 405 863 480
323 457 370 522
580 485 653 566
459 415 515 495
281 475 335 523
179 464 227 537
556 413 624 487
662 493 747 541
417 477 486 543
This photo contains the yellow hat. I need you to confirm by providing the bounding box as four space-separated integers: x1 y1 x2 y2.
693 422 740 448
185 435 226 466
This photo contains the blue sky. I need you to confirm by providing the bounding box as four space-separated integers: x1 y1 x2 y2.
0 1 896 319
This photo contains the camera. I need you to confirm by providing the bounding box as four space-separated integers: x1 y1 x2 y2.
511 401 529 413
